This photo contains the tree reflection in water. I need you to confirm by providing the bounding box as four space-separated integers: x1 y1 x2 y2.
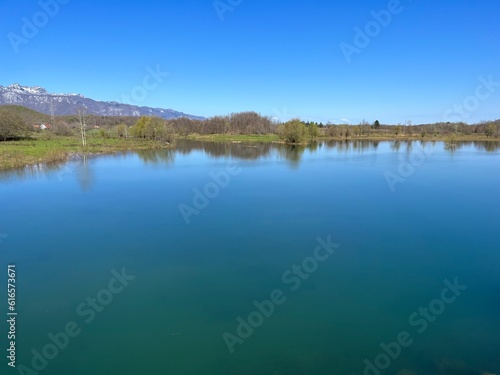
0 140 498 190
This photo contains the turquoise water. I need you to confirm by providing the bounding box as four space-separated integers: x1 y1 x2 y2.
0 140 499 375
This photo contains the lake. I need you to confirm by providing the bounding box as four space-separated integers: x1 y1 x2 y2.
1 140 499 375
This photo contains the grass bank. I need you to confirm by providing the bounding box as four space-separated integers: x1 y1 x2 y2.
0 134 169 170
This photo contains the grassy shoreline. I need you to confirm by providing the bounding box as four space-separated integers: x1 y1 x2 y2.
0 135 170 170
1 133 499 171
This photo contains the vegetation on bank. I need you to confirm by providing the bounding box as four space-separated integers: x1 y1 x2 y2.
0 133 169 170
0 105 499 169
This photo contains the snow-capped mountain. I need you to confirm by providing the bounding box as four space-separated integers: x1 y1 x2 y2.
0 84 205 120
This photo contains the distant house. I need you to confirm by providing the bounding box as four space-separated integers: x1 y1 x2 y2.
33 124 51 130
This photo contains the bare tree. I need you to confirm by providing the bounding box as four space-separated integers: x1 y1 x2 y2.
77 107 88 147
50 99 56 127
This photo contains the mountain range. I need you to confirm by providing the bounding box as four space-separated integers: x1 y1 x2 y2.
0 84 205 120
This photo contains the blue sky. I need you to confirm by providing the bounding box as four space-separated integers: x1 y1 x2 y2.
1 0 499 124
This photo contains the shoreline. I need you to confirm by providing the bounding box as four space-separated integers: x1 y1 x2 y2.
1 134 499 171
0 137 172 171
181 134 500 143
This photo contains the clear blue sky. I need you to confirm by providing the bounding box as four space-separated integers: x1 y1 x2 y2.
1 0 499 124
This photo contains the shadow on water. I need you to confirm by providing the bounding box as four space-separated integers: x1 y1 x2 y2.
1 140 499 190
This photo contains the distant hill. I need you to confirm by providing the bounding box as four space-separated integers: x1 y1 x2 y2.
0 105 158 128
0 84 205 121
0 105 51 125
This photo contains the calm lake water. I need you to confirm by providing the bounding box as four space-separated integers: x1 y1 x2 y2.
1 140 499 375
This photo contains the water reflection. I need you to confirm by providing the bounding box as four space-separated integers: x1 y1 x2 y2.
323 139 381 153
462 141 500 152
136 149 176 165
277 144 306 168
1 141 499 190
0 154 96 191
0 160 66 183
175 140 273 160
76 154 94 191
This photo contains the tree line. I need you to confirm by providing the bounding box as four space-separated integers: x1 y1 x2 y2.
0 105 499 143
